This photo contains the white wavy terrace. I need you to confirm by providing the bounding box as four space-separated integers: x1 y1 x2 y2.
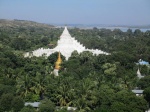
24 27 109 60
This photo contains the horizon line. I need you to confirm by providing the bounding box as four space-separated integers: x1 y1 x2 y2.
0 18 150 26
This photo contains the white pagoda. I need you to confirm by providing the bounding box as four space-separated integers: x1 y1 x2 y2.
137 68 144 79
25 26 109 60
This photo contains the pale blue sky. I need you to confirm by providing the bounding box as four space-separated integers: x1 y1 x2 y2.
0 0 150 25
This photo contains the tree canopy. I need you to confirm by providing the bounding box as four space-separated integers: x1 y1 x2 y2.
0 20 150 111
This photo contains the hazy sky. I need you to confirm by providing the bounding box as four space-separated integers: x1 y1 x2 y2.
0 0 150 25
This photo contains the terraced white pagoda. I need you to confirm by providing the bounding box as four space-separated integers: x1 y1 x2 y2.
25 27 109 60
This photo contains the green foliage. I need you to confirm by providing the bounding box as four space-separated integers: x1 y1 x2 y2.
143 87 150 106
11 96 24 112
20 105 36 112
56 108 68 112
0 93 13 111
110 102 128 112
11 38 30 50
39 99 55 112
137 75 150 89
48 52 66 66
102 63 117 76
140 65 150 75
113 90 148 112
0 84 15 97
0 20 150 112
24 93 39 102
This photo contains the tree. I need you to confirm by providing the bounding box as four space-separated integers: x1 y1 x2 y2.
11 96 24 112
39 99 55 112
79 51 93 65
70 50 79 59
98 85 115 108
20 105 36 112
143 87 150 106
134 29 142 36
56 77 74 107
137 75 150 89
92 107 110 112
102 63 117 76
73 78 97 111
110 102 128 112
0 93 13 111
114 90 148 112
40 37 50 46
113 29 123 35
16 74 32 98
11 38 29 50
126 29 132 37
0 84 15 97
140 65 149 76
57 108 68 112
30 72 46 100
102 63 117 85
48 52 65 66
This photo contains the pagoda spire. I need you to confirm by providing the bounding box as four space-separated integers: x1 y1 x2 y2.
55 52 62 70
60 26 71 37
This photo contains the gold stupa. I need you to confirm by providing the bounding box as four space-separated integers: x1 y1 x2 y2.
55 52 62 70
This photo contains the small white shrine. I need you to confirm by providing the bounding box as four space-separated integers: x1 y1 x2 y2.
137 68 144 79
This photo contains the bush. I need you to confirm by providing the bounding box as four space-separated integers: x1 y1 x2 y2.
11 96 24 112
20 105 36 112
143 87 150 106
0 93 13 111
39 99 55 112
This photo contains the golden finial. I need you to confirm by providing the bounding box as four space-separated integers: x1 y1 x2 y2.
55 52 62 70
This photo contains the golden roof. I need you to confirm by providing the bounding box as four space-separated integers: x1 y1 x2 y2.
55 52 62 70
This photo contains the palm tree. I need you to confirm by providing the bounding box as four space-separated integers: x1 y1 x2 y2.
30 72 46 100
56 78 74 106
16 74 32 98
57 85 70 106
74 96 90 112
73 78 96 111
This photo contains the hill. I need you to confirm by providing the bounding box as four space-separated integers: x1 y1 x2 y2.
0 19 54 29
0 19 60 51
